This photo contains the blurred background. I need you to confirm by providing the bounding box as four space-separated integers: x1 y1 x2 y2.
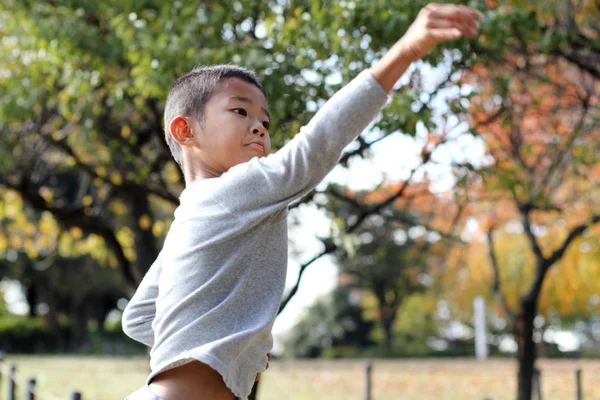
0 0 598 399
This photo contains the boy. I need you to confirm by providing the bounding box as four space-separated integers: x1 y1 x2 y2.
122 4 481 400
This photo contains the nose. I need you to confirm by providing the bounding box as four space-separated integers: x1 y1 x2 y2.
252 122 267 138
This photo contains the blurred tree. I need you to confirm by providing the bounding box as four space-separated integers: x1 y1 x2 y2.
460 1 600 398
335 218 427 352
440 225 600 353
0 189 128 349
442 226 600 323
283 286 374 358
323 173 468 353
0 250 127 349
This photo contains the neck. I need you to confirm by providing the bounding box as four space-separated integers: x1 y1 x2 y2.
182 154 223 187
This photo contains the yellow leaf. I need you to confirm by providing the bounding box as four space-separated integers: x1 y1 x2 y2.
4 190 19 203
26 247 39 259
110 172 122 185
71 227 83 239
152 221 164 237
9 236 21 247
109 200 127 215
39 187 54 204
124 248 137 262
109 255 118 268
138 215 151 230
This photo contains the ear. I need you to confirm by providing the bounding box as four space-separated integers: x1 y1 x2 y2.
169 116 196 146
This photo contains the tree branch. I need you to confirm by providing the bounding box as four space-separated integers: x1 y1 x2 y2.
339 135 387 165
534 92 592 196
547 213 600 267
487 229 515 320
553 49 600 80
519 203 545 264
0 175 137 288
278 238 337 313
38 128 179 205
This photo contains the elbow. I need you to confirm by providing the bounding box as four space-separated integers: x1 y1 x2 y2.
121 302 141 339
121 307 135 338
121 306 154 347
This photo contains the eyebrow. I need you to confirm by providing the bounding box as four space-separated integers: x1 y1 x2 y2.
228 96 270 120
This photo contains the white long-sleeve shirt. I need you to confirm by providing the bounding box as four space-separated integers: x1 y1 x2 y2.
122 70 388 399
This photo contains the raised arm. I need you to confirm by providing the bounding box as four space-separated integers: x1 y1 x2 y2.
204 3 481 218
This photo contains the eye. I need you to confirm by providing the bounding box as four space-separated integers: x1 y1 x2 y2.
262 121 270 130
232 108 247 116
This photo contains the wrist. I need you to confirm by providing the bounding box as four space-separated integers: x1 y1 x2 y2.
391 38 421 64
370 41 415 92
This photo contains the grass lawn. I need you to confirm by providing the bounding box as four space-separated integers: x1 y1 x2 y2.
0 356 598 400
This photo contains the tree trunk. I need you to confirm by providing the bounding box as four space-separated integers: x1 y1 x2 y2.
25 283 38 317
46 306 66 351
69 299 91 350
515 298 537 400
129 191 160 282
383 321 393 352
381 311 396 353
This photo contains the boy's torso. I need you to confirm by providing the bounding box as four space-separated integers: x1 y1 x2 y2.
149 188 289 397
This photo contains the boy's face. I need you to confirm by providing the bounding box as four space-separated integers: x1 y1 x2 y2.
185 77 271 177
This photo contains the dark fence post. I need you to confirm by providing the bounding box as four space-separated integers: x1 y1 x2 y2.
365 360 372 400
0 353 4 397
25 377 36 400
534 368 542 400
576 368 582 400
70 391 82 400
8 365 16 400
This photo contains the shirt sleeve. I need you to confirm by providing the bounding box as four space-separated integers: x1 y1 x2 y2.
199 70 388 219
121 254 161 347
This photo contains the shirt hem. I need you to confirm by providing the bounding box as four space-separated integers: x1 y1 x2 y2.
147 353 248 400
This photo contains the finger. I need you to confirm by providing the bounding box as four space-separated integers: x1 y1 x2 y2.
255 373 261 382
430 27 465 41
267 353 272 362
457 5 483 19
429 20 477 38
430 4 481 28
468 7 484 19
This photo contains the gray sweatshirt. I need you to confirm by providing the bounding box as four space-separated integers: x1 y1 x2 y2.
121 70 388 399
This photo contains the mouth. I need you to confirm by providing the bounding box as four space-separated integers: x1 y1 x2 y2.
248 142 264 153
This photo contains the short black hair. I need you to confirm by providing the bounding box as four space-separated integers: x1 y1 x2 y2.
163 65 265 167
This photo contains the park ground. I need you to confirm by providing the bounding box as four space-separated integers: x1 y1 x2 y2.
0 356 598 400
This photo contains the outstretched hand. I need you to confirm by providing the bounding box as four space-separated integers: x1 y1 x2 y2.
370 3 482 92
398 3 483 61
